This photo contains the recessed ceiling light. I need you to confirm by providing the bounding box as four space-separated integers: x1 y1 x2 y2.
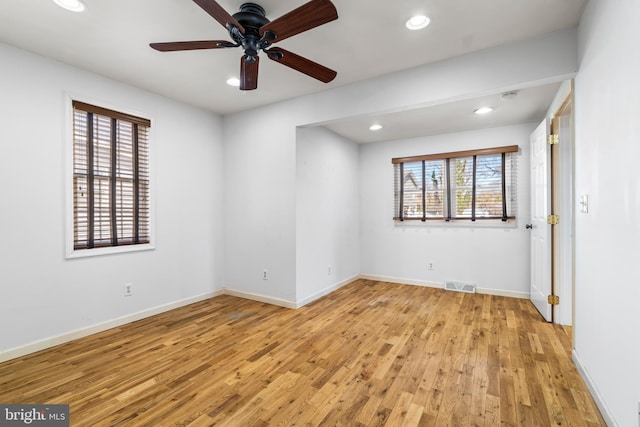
226 77 240 87
406 15 430 30
53 0 86 12
474 107 494 115
369 124 383 131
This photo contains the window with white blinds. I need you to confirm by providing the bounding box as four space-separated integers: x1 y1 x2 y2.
72 101 150 250
393 145 518 222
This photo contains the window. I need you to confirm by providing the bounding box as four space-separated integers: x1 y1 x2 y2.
72 101 150 250
393 145 518 222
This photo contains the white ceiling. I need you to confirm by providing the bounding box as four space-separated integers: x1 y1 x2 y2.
322 82 563 143
0 0 585 140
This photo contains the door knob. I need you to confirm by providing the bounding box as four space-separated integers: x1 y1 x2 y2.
525 224 533 229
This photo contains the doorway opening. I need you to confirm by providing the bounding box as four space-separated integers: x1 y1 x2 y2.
529 79 574 334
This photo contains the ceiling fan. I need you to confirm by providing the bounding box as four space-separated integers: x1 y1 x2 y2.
150 0 338 90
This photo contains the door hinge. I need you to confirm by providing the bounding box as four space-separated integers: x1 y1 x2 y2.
548 295 560 305
547 214 559 225
548 134 559 145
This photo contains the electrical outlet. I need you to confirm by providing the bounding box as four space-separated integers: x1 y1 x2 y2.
263 269 268 280
124 283 133 297
328 265 331 275
428 262 434 271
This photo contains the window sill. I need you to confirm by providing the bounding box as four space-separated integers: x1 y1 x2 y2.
66 243 155 259
393 218 517 229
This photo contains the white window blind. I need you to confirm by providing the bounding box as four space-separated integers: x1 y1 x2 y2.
393 146 518 222
72 101 150 250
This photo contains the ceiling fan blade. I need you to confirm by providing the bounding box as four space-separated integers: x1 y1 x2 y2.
240 55 259 90
267 48 336 83
192 0 245 33
259 0 338 43
149 40 236 52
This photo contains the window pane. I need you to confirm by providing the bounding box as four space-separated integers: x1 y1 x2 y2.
73 111 88 175
402 161 423 218
476 154 503 217
74 175 88 247
94 177 112 245
93 115 112 177
425 160 445 217
452 156 473 217
138 179 150 243
137 125 150 244
116 178 134 242
117 121 134 180
505 153 517 218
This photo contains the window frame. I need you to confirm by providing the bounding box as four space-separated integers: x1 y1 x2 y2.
65 95 155 259
392 145 518 224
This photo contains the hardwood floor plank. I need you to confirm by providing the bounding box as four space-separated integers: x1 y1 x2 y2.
0 281 606 426
384 391 415 426
355 394 383 425
484 393 501 426
536 359 570 426
499 368 517 426
403 402 425 427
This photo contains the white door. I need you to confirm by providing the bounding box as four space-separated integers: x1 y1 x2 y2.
529 119 552 322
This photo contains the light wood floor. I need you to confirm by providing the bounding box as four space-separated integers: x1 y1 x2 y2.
0 280 605 426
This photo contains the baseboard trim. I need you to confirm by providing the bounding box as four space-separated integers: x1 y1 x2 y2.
358 274 529 299
0 290 223 363
475 286 529 299
359 274 442 289
222 289 297 309
1 276 530 363
572 349 617 427
295 275 359 308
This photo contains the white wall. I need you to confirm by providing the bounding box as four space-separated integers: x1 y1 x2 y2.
223 103 299 302
296 127 360 305
574 2 640 426
223 30 578 304
0 43 224 357
360 124 534 296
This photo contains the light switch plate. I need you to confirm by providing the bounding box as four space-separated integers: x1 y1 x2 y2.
580 194 589 213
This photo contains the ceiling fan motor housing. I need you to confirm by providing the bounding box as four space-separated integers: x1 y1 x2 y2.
231 3 271 58
236 3 267 18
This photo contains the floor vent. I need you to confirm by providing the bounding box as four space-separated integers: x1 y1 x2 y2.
444 281 476 293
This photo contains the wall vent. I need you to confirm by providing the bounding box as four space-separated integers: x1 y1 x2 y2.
444 281 476 293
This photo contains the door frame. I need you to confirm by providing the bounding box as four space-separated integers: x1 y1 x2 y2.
545 80 575 328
